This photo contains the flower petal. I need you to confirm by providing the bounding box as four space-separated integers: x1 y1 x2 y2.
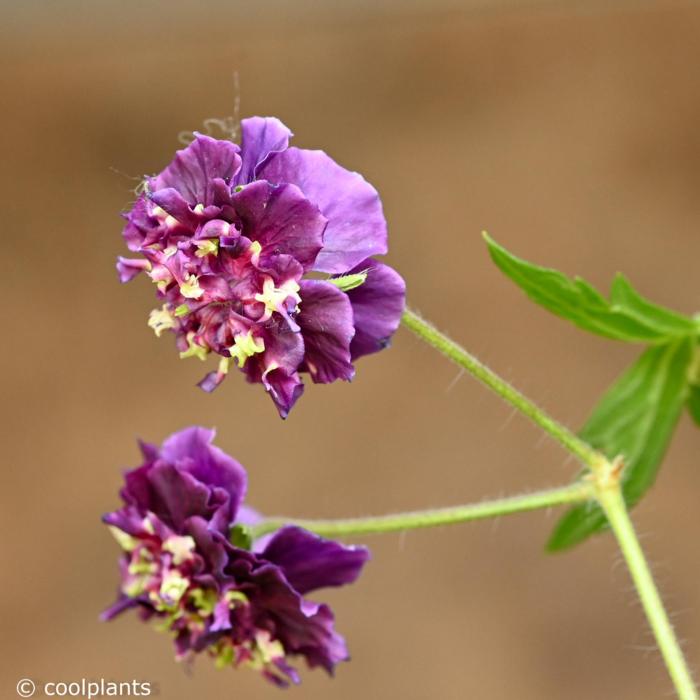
259 147 387 273
344 259 406 359
233 181 326 270
262 366 305 420
185 515 234 577
100 595 138 622
116 257 150 283
122 197 156 252
148 187 199 228
244 563 350 674
244 318 306 417
236 117 293 184
297 280 355 383
160 426 247 522
127 462 223 532
262 526 369 595
153 133 241 206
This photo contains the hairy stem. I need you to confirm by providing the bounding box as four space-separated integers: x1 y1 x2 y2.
401 306 697 698
597 482 698 700
401 307 602 470
250 482 593 539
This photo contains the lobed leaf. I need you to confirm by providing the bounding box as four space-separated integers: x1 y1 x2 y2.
483 233 696 344
547 338 693 551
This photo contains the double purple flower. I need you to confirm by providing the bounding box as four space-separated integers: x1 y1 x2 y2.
118 117 405 417
103 427 369 686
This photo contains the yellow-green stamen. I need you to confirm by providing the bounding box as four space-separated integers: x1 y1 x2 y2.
229 331 265 368
148 305 176 337
180 274 203 299
179 332 208 361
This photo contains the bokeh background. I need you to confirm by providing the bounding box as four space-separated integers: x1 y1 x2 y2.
4 0 700 697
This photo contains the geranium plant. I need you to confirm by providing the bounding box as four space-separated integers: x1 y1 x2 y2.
108 116 699 699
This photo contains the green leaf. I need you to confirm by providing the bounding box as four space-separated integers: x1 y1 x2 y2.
483 232 696 344
328 269 368 292
547 338 693 551
685 347 700 426
687 385 700 426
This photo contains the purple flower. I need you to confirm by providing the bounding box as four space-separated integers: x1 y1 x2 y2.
102 427 369 686
118 117 405 417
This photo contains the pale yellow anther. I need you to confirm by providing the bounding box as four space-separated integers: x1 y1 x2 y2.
189 588 218 616
225 590 249 607
149 204 177 226
180 273 203 299
148 305 176 337
159 570 189 604
123 579 148 598
108 526 139 552
228 331 265 368
194 239 219 258
163 246 177 258
244 631 286 671
249 240 262 265
179 332 208 361
148 264 173 291
254 277 301 319
127 552 156 576
163 535 196 565
193 203 205 214
126 549 156 584
256 631 285 663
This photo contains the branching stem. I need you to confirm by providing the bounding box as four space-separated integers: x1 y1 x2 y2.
252 307 697 699
250 482 593 539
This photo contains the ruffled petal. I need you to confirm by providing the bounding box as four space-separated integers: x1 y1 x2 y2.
245 564 350 674
160 426 247 522
259 147 387 273
116 257 150 283
185 515 234 578
153 133 241 206
122 196 155 251
297 280 355 383
131 462 222 532
344 259 406 360
262 526 369 595
233 181 326 270
138 439 159 461
262 366 304 419
236 117 293 185
244 318 306 418
197 367 228 393
148 187 199 228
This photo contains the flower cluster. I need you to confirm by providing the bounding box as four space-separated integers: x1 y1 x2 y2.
102 427 369 686
118 117 405 417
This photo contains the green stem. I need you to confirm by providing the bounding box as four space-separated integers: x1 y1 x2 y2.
401 307 602 470
403 306 697 697
597 484 698 700
250 482 593 539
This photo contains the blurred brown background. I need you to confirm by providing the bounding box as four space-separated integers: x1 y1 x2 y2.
4 0 700 698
